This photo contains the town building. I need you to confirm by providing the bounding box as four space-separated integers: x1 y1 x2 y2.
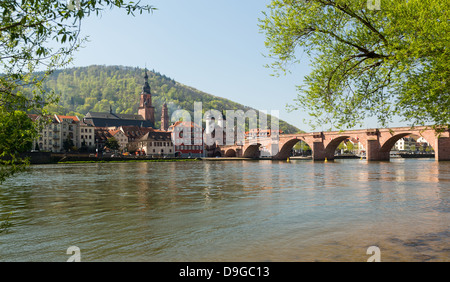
204 111 227 157
94 127 113 153
169 121 204 158
93 127 129 153
31 114 95 152
347 137 365 154
394 136 418 151
134 130 174 157
108 129 128 151
118 126 155 146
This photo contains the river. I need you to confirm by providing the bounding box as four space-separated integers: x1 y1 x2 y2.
0 159 448 262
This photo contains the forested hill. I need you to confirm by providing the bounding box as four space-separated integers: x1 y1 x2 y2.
36 65 301 133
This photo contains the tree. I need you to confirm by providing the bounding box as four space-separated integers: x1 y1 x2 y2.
0 109 37 182
260 0 450 130
63 137 74 152
346 141 355 153
0 0 155 183
105 137 120 151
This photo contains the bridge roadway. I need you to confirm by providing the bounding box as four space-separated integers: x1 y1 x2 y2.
218 125 450 161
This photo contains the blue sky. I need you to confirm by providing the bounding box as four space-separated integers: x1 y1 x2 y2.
71 0 400 132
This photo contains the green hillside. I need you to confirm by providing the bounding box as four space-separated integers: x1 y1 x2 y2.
32 65 301 133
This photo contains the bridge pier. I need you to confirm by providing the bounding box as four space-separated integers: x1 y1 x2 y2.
435 136 450 161
312 141 327 161
366 139 389 161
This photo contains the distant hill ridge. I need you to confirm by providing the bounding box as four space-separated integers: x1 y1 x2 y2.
36 65 300 133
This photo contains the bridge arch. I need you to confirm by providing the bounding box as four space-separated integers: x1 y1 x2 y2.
325 136 351 159
243 144 261 158
276 138 312 160
225 148 237 157
379 133 434 153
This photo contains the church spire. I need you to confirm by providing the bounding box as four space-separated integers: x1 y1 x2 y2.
138 68 155 125
142 68 151 94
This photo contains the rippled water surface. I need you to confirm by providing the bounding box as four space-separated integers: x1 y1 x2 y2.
0 159 449 261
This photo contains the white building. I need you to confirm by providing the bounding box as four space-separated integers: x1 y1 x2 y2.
394 136 417 151
137 131 174 157
416 137 430 146
32 114 95 152
108 129 128 151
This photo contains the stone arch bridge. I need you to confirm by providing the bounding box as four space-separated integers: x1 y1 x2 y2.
218 126 450 161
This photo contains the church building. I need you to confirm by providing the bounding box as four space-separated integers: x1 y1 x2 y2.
83 69 158 129
83 69 176 156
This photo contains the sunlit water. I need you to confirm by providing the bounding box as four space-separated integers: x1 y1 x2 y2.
0 159 448 262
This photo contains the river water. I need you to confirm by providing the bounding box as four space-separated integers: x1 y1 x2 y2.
0 159 448 262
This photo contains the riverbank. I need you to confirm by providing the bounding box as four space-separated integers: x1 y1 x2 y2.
57 158 201 164
18 152 202 164
22 152 436 165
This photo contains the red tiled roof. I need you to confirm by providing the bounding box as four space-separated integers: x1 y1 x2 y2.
27 114 39 121
168 121 202 130
55 115 80 123
108 129 121 136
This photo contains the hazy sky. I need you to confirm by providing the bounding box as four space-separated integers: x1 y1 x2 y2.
70 0 401 132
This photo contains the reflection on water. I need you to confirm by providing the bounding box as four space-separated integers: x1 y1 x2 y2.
0 159 448 262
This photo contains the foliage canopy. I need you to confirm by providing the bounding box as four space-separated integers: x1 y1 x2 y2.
260 0 450 130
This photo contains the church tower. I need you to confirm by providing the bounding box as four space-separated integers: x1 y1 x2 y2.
161 102 169 131
138 69 155 125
